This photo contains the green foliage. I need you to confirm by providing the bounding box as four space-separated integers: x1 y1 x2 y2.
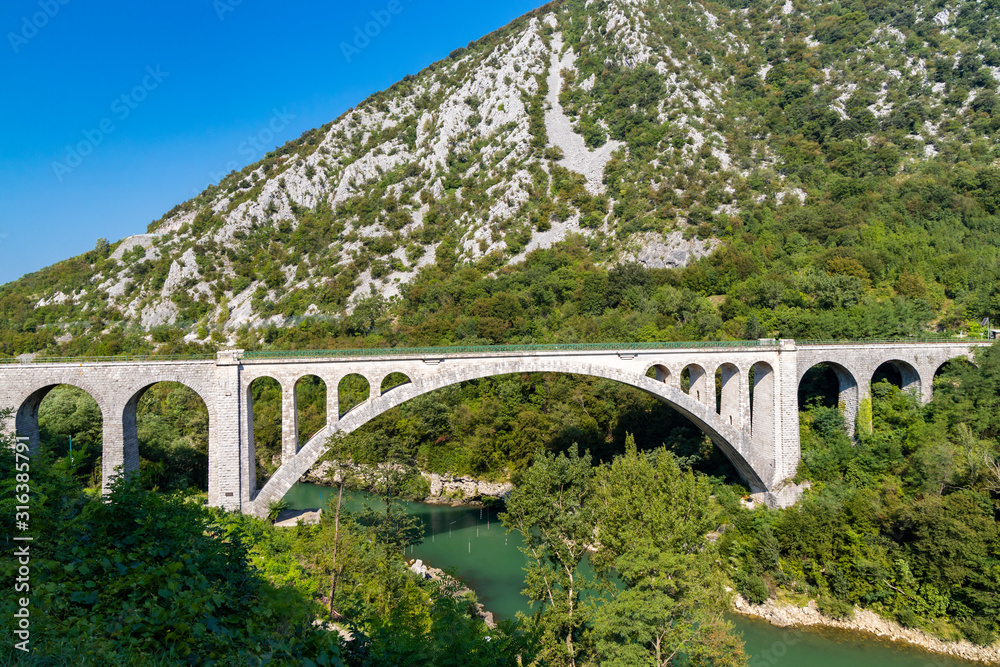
268 498 290 523
135 382 210 492
357 465 426 550
0 426 344 665
501 444 596 666
498 438 747 666
818 596 855 620
351 579 539 667
737 573 770 605
726 346 1000 645
896 606 920 629
590 437 748 667
0 413 538 665
856 396 873 435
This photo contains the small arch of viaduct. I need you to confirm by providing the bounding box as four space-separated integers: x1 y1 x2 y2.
0 341 989 515
795 344 978 435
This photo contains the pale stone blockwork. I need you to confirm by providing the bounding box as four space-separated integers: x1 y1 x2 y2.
0 341 990 516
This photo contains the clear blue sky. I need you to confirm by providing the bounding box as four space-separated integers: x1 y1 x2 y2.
0 0 543 285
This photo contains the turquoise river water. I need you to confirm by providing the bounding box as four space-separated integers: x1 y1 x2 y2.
285 482 986 667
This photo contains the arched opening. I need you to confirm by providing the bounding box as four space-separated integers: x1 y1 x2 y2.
295 375 327 448
259 364 769 515
645 364 670 382
124 382 209 492
248 376 282 481
339 374 371 416
717 363 741 427
798 364 841 409
933 357 976 388
682 363 711 406
275 370 751 508
798 361 860 435
22 384 104 488
715 367 723 413
871 362 901 387
871 360 920 395
380 372 411 395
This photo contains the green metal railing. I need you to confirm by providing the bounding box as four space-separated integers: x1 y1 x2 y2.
798 337 988 346
243 340 770 360
0 353 216 365
2 338 991 365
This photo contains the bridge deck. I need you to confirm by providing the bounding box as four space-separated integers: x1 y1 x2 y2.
0 337 990 366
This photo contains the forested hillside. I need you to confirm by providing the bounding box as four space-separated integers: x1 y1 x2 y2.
1 0 999 357
724 344 1000 647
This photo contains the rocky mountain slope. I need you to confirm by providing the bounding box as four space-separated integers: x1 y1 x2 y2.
5 0 1000 352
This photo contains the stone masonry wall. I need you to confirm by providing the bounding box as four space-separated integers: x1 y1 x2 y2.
1 341 989 517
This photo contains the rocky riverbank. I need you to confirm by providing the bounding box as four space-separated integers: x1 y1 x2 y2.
733 595 1000 665
420 472 512 506
301 460 512 506
408 559 496 628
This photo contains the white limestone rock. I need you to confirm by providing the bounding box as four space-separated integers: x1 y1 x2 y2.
618 231 719 269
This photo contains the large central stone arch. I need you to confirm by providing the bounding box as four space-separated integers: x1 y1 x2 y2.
250 358 775 515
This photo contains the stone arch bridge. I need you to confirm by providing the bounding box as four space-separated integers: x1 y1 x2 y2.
0 339 989 514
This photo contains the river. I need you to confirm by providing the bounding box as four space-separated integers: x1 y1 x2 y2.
285 482 983 666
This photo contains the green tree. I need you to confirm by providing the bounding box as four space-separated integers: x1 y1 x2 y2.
320 433 361 617
0 411 345 665
501 444 596 667
358 462 425 551
934 342 1000 440
590 437 748 667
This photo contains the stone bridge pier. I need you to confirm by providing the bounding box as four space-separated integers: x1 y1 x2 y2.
1 340 990 515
